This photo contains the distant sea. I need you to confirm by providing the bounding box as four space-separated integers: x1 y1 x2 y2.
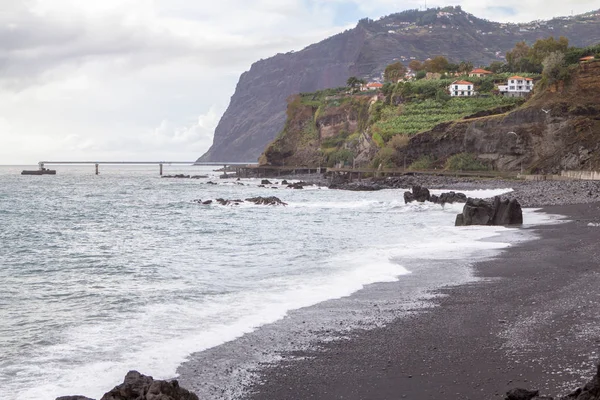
0 165 556 399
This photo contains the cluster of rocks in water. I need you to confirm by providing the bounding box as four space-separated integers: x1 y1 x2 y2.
161 174 208 179
403 185 467 205
192 196 287 206
505 364 600 400
403 185 523 226
56 370 198 400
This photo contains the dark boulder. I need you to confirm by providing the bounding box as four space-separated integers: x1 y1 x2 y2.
100 371 198 400
438 191 468 205
456 197 523 226
287 182 304 189
206 181 217 185
56 397 95 400
261 179 272 185
281 180 288 185
202 200 212 205
245 196 287 206
403 185 430 203
412 185 431 202
492 197 524 226
190 175 208 179
505 388 540 400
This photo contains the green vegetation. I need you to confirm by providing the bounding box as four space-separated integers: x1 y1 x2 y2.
409 155 434 170
445 153 489 171
371 97 524 141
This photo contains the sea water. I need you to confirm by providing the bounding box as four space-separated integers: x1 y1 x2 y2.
0 165 557 399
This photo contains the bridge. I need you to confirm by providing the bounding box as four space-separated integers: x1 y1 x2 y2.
37 161 257 175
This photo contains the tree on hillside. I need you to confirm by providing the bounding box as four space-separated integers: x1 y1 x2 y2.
424 56 450 73
458 61 474 74
506 41 531 71
487 61 506 73
408 60 425 72
346 76 365 92
542 51 567 86
384 62 407 82
530 36 569 65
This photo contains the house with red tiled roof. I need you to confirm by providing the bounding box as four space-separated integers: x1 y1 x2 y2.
498 76 534 97
469 68 492 77
361 82 383 91
580 56 595 63
449 80 476 97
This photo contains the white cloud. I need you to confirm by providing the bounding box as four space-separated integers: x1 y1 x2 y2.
0 0 598 164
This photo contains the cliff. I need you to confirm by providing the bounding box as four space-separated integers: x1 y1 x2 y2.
198 6 600 162
258 61 600 174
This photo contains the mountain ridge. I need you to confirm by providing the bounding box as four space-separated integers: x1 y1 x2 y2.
198 6 600 162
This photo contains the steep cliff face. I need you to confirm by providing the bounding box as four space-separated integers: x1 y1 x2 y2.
260 93 372 167
399 62 600 173
198 7 600 162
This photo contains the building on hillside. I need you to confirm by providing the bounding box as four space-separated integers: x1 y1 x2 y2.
497 76 534 97
469 68 492 77
361 82 383 91
580 56 595 63
449 80 476 97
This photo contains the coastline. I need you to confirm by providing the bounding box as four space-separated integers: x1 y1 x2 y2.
243 201 600 400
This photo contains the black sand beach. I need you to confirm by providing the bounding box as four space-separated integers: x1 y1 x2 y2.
245 202 600 400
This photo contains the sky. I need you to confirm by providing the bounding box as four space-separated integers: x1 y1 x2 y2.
1 0 599 164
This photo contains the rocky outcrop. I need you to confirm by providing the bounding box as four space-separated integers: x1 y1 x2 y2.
100 371 198 400
404 185 431 203
455 196 523 226
193 197 287 206
403 186 468 205
197 7 600 162
56 371 198 400
162 174 191 179
505 363 600 400
245 196 288 206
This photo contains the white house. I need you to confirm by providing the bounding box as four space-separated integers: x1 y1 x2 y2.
361 82 383 91
449 80 476 97
469 68 492 78
498 76 534 97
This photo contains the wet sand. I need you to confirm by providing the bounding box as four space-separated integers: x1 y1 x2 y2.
245 202 600 400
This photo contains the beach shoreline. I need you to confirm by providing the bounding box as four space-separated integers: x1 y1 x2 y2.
242 201 600 400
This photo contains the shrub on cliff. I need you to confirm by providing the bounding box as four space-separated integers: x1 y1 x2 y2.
445 153 489 171
371 147 397 168
409 155 434 170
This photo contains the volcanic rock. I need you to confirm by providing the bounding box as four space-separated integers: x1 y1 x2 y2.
100 371 198 400
456 197 523 226
245 196 287 206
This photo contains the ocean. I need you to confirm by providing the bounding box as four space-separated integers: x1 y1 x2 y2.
0 165 558 399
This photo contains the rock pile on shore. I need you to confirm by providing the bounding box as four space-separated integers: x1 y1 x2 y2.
506 363 600 400
56 371 198 400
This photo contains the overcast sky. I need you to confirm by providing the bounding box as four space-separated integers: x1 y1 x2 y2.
1 0 598 164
